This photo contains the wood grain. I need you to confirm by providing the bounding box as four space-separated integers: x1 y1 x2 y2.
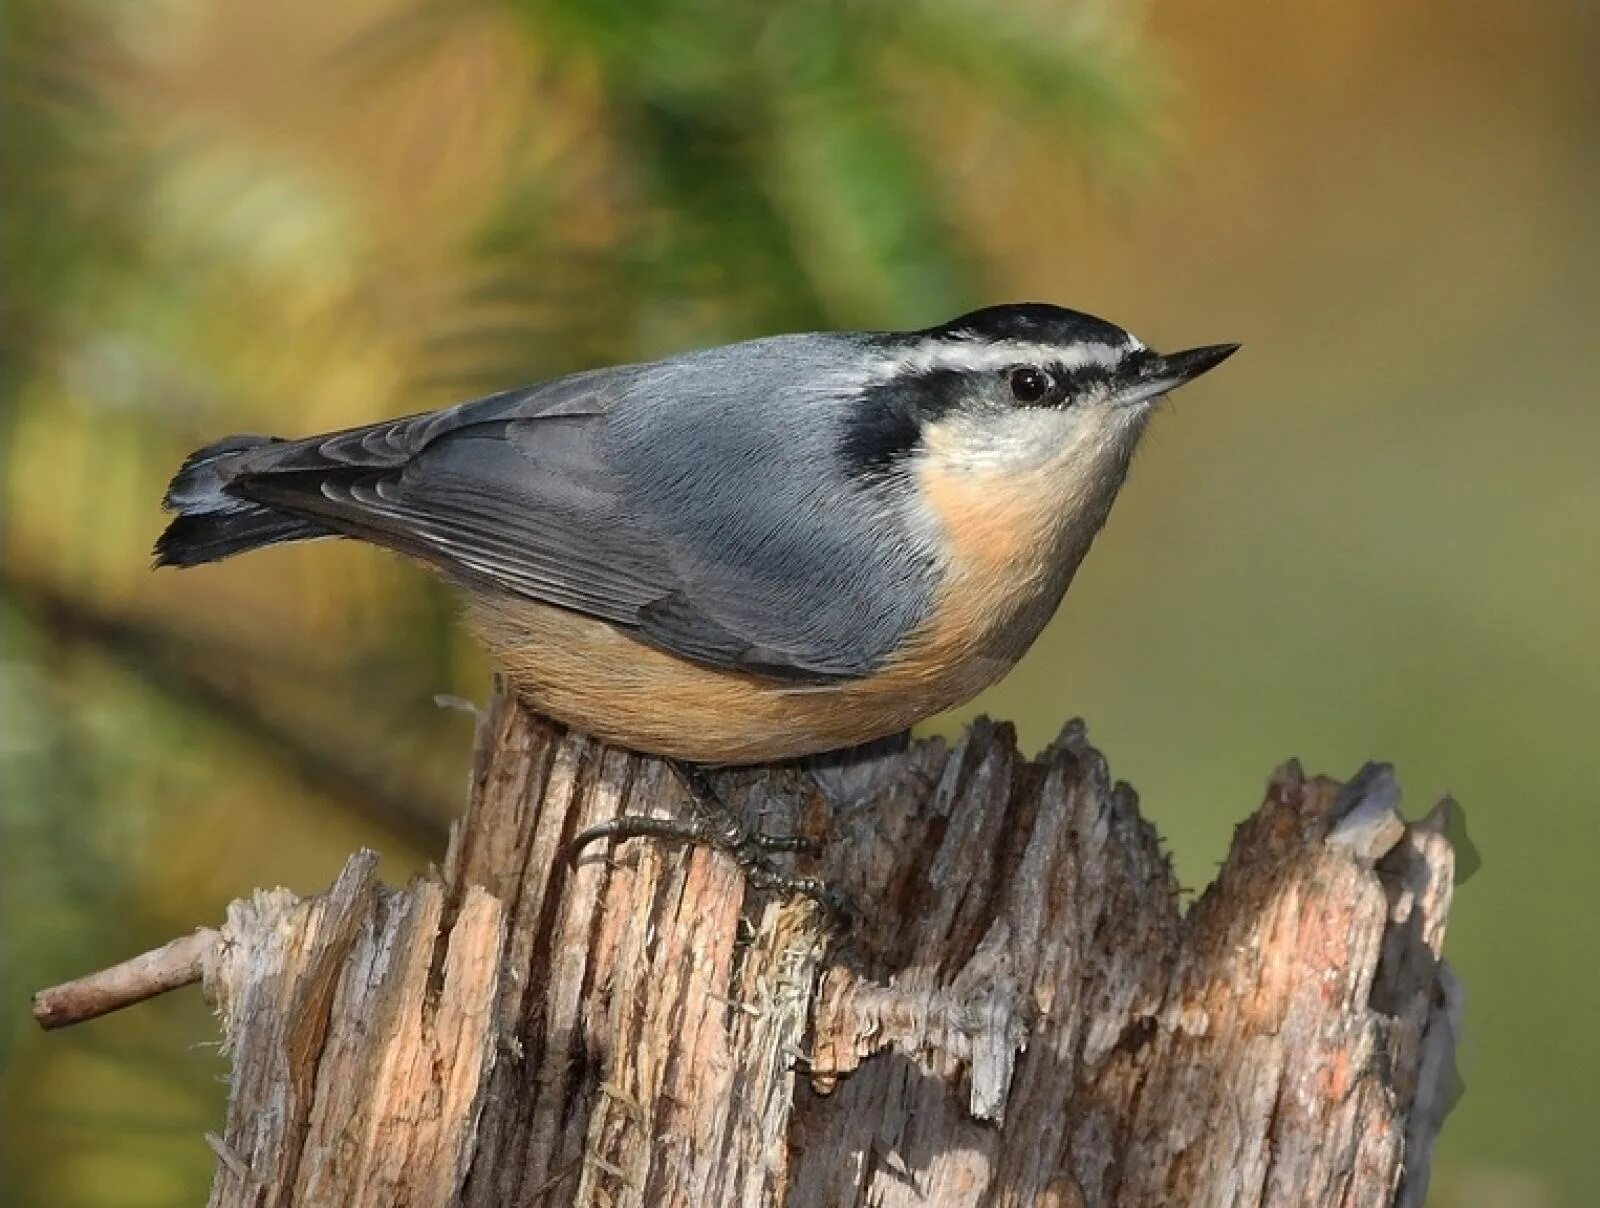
34 682 1462 1206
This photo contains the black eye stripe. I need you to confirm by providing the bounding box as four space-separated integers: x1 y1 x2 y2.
840 354 1114 479
1053 362 1110 400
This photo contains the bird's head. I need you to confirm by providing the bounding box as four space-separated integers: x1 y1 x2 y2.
841 302 1238 487
832 302 1237 576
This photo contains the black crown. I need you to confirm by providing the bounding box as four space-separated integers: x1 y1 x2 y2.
927 302 1132 348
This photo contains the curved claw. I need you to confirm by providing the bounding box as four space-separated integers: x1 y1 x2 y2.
567 762 850 922
567 814 715 867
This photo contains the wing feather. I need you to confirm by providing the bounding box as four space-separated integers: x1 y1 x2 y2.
227 371 856 681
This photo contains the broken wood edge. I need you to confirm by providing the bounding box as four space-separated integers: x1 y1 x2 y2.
806 755 1462 1152
809 933 1029 1122
190 848 508 1206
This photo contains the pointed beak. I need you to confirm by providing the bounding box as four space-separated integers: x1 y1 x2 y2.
1112 342 1240 407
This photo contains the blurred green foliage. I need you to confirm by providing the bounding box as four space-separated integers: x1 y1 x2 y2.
3 0 1597 1205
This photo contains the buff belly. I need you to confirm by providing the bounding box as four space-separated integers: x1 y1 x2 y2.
464 595 1019 765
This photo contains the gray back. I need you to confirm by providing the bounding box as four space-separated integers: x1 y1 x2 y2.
601 334 938 677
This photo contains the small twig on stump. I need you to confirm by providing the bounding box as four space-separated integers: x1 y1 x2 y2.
31 928 219 1030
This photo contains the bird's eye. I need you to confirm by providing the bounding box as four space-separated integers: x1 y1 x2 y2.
1007 365 1052 405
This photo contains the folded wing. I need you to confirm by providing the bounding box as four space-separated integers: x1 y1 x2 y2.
222 369 883 682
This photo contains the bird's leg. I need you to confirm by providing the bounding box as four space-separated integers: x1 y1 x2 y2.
568 759 846 918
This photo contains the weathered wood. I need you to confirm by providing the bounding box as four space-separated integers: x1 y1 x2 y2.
33 682 1462 1206
202 853 506 1207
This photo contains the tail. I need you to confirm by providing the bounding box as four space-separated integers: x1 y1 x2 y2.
153 434 333 567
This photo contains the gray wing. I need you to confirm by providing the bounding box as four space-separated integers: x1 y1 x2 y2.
232 370 676 630
224 358 920 682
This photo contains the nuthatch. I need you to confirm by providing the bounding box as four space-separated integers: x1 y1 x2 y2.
156 304 1237 767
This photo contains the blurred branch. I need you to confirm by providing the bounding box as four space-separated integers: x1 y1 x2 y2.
2 570 451 851
421 0 1162 389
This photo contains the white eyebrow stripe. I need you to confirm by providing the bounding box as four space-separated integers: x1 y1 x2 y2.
867 337 1138 380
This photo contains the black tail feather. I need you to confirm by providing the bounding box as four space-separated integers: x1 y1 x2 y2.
153 508 331 567
154 433 333 567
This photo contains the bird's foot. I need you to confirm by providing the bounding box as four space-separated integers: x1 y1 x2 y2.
568 761 849 920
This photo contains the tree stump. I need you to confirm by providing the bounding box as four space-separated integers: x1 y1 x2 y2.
32 682 1462 1207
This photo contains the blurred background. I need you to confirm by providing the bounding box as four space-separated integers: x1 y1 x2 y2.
2 0 1596 1203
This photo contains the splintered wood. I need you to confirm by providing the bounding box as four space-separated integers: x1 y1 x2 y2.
202 854 506 1207
43 685 1462 1206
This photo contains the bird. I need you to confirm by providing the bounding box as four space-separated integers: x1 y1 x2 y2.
157 302 1236 763
155 303 1235 901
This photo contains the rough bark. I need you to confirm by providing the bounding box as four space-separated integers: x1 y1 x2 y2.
33 682 1462 1207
